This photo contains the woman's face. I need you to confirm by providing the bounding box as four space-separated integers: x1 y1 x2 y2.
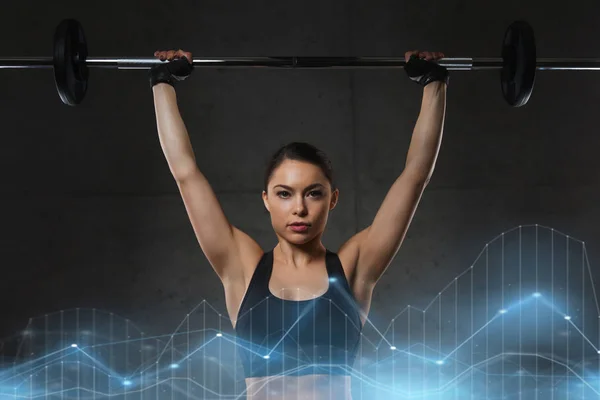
262 159 338 245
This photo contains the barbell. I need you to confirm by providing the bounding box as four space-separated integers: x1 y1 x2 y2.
2 19 598 107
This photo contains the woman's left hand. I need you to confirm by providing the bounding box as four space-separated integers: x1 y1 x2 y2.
404 51 445 62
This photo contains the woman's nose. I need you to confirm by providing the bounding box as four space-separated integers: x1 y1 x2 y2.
293 198 307 215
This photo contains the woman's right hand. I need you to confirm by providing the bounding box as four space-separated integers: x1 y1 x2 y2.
149 49 194 88
154 49 193 64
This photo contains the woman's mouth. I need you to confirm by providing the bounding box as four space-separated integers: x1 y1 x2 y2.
289 223 309 233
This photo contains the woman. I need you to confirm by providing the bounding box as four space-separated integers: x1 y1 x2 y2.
150 49 447 399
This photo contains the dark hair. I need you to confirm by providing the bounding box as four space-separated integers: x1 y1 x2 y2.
264 142 335 192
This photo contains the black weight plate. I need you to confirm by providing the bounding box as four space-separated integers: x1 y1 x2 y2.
53 19 88 106
501 20 536 107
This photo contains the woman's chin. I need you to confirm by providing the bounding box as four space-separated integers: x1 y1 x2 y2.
282 232 317 245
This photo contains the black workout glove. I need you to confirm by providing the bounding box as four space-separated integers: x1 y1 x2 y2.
149 57 194 88
404 55 449 87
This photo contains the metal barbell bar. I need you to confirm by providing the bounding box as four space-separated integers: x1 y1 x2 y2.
3 56 600 70
1 19 596 107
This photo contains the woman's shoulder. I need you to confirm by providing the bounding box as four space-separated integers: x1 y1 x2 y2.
230 226 266 281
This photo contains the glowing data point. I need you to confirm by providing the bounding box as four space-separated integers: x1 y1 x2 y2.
564 316 571 320
436 360 444 365
533 292 542 297
170 364 179 369
71 344 78 348
123 380 132 386
390 346 397 350
216 333 223 337
263 355 270 359
499 309 508 314
329 278 337 282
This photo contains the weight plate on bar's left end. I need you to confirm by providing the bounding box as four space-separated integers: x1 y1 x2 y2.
501 20 536 107
53 19 88 106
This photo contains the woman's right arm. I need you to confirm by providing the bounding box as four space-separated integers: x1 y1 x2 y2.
152 83 259 282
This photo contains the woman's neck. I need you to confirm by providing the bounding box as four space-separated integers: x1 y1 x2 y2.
274 239 326 268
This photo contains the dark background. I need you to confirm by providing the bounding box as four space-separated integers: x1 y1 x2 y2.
1 0 599 354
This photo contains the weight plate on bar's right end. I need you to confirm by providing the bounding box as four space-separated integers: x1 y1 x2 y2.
53 19 88 106
501 20 536 107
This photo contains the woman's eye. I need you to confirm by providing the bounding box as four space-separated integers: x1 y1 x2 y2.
276 190 322 198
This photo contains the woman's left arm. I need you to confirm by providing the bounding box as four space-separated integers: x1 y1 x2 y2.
353 79 447 288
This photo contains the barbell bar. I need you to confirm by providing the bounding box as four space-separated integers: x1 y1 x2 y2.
1 18 595 107
3 56 600 71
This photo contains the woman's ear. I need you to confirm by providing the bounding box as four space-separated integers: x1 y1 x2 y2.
262 190 270 213
330 188 339 210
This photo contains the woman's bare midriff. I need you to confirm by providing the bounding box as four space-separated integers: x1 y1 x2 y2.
245 374 352 400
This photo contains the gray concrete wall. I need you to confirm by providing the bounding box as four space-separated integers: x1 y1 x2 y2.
1 0 600 356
